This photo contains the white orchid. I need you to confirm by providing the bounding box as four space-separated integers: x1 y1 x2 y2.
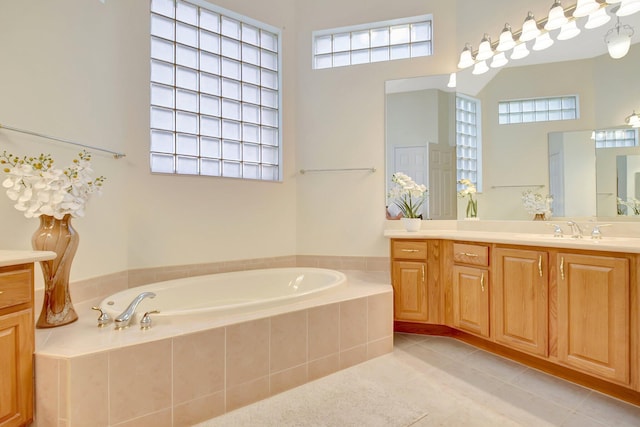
1 151 105 219
388 172 428 218
457 178 478 218
522 190 553 217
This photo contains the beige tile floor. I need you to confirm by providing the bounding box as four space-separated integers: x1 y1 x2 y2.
195 333 640 426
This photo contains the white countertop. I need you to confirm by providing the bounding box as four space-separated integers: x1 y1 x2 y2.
0 250 57 267
384 229 640 253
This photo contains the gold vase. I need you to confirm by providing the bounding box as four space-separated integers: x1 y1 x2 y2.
32 214 79 328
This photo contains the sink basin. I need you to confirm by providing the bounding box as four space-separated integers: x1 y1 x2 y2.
513 234 639 244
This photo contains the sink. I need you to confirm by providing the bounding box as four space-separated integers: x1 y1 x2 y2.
513 233 640 244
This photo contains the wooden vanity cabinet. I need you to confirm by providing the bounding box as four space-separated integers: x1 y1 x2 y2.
0 264 35 427
451 243 490 338
390 240 429 322
556 252 630 385
493 247 549 357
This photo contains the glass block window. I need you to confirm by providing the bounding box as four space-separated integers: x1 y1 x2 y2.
456 94 482 191
312 15 433 69
594 128 638 148
498 96 579 125
150 0 281 180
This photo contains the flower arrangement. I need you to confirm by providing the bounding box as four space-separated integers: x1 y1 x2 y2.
1 150 105 219
617 197 640 215
388 172 428 218
522 190 553 219
457 178 477 218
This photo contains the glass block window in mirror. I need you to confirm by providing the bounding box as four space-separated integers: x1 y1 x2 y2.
150 0 281 181
498 96 579 125
456 94 482 192
594 128 638 148
312 15 432 69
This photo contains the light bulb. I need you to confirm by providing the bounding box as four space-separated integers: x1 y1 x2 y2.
490 52 508 68
617 0 640 16
511 43 530 60
520 12 541 41
472 60 489 75
545 0 568 30
447 73 457 88
476 34 494 61
533 32 554 51
557 20 581 40
585 7 611 29
573 0 600 17
458 43 475 69
497 24 516 51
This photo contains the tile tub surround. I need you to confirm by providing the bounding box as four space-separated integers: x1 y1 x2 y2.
33 271 393 426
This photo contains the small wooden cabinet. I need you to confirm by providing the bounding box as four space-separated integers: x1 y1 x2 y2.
556 252 630 385
452 243 490 337
493 247 548 357
391 240 429 321
0 264 35 427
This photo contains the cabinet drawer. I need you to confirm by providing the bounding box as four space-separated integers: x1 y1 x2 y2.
453 243 489 267
0 268 32 310
392 240 428 260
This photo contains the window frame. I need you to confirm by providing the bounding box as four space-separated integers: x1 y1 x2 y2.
498 95 579 125
149 0 283 181
312 14 433 70
456 93 483 192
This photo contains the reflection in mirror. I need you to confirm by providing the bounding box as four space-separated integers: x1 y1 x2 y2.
385 75 457 220
617 155 640 216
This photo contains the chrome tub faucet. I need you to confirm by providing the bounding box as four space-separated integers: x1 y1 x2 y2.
114 292 156 329
567 220 583 239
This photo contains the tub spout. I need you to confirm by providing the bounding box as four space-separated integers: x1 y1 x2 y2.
114 292 156 329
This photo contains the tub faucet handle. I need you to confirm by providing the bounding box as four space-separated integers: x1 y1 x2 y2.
140 310 160 330
91 306 112 327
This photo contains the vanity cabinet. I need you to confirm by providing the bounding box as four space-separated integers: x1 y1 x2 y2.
451 243 490 338
556 252 630 385
391 240 429 321
493 247 549 357
0 264 35 427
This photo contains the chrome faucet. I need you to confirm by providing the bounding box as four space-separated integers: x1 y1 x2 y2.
567 221 583 239
114 292 156 329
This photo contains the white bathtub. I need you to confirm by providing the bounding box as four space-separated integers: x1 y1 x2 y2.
100 267 346 318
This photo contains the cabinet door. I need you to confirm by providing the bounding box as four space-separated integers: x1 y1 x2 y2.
493 248 548 357
0 309 33 427
557 253 629 384
452 265 489 337
392 261 428 321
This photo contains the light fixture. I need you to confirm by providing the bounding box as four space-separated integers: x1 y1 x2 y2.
447 73 457 88
472 60 489 75
545 0 569 30
573 0 601 17
605 17 634 58
585 7 612 29
511 43 530 60
626 111 640 127
496 24 516 51
520 12 541 41
457 43 475 68
557 19 581 40
533 32 555 50
476 34 494 61
490 52 509 67
617 0 640 16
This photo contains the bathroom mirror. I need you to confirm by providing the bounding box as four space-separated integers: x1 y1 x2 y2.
386 17 640 221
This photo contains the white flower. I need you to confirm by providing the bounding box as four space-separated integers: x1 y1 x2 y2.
522 190 553 216
0 150 105 219
388 173 428 218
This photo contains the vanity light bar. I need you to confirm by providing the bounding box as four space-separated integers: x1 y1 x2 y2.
457 0 639 74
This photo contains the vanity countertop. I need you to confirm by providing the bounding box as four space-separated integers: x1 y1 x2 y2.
384 229 640 254
0 250 57 267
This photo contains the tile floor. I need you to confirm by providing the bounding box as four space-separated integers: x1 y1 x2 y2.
195 333 640 426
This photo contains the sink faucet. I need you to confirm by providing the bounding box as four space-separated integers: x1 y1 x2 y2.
114 292 156 329
567 221 583 239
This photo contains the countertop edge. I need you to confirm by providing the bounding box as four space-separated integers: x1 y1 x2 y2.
0 250 57 267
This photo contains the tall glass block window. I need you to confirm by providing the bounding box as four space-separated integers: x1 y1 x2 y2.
150 0 281 180
594 128 638 148
498 96 578 125
456 95 482 192
312 15 432 69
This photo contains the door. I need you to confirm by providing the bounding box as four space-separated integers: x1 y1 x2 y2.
391 260 428 321
494 248 548 357
557 253 629 384
452 265 489 337
429 144 456 219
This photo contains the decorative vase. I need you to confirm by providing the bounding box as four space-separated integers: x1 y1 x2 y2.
466 197 478 219
533 213 546 221
401 217 422 232
32 214 79 328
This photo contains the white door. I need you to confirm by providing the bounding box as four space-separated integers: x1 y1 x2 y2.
429 145 456 219
393 146 428 218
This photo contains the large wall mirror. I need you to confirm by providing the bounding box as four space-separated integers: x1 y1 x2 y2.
386 13 640 221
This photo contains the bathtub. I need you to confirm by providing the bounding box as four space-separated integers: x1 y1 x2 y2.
100 267 346 318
